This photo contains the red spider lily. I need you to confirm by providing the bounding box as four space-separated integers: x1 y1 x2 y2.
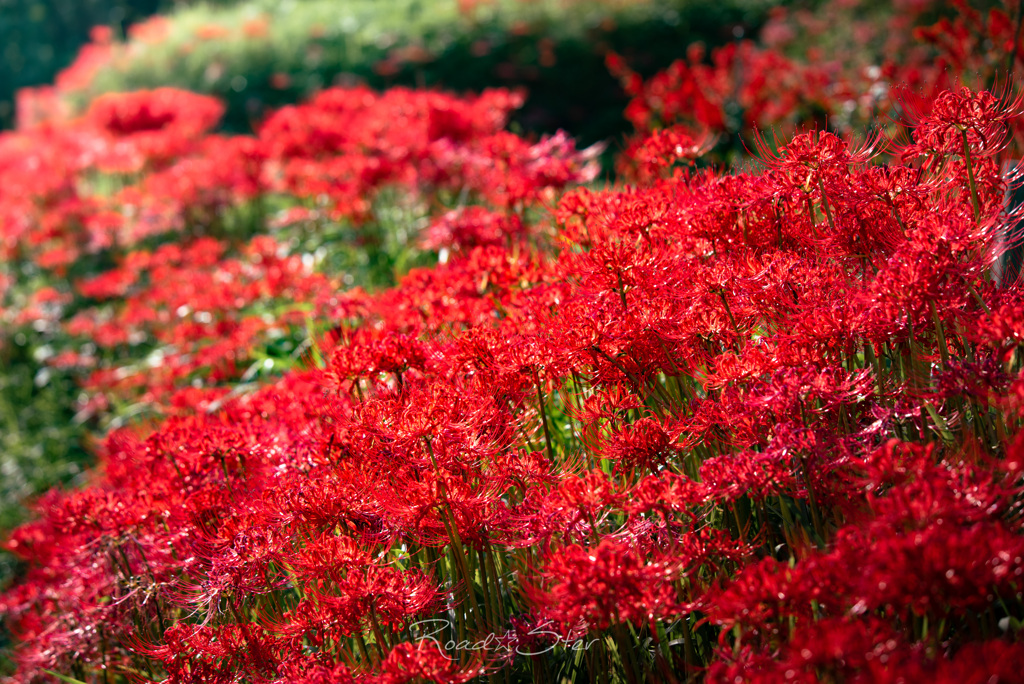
419 206 527 255
609 40 859 159
84 88 225 171
135 622 284 682
378 640 484 684
898 86 1024 174
527 537 686 631
618 124 717 182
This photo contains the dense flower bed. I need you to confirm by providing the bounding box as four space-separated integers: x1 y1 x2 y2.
1 84 595 416
2 1 1024 682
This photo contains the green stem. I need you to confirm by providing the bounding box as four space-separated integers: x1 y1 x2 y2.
818 178 836 232
533 368 555 461
930 300 950 371
715 289 743 354
962 128 981 225
616 270 629 312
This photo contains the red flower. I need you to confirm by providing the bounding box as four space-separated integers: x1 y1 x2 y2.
85 88 225 170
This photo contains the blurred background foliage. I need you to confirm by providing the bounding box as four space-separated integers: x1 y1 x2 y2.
4 0 775 145
0 0 165 127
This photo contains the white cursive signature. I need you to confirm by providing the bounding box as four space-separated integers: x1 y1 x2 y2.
408 618 600 658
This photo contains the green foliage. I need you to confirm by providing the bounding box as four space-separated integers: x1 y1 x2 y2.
74 0 775 148
0 336 90 570
0 0 174 128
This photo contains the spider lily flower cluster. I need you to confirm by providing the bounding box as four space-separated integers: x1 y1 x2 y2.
2 2 1024 680
0 76 1022 682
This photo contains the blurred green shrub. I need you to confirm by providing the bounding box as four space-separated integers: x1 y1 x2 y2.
0 343 89 531
65 0 775 150
0 0 174 128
